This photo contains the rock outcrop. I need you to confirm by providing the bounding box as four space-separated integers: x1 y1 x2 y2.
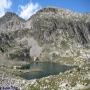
0 12 25 33
27 7 90 45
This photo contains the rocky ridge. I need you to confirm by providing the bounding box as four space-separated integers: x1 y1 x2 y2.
0 12 25 33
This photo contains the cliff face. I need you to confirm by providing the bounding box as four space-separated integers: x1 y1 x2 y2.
28 8 90 45
0 12 25 33
0 7 90 62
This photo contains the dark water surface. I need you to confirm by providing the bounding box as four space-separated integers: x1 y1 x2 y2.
20 62 75 80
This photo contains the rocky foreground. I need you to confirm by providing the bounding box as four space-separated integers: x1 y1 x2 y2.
0 60 90 90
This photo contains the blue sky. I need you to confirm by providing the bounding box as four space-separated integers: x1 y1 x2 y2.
0 0 90 19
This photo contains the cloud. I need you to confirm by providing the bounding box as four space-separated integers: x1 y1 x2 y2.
0 0 12 17
19 1 41 20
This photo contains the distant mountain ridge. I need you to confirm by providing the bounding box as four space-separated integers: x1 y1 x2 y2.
0 12 25 33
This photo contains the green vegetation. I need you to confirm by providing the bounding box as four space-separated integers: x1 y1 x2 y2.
61 40 69 49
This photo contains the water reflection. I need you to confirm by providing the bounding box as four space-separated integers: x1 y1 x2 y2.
19 62 75 80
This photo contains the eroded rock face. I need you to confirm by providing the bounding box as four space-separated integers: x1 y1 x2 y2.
0 12 25 33
28 7 90 45
0 7 90 61
17 37 42 61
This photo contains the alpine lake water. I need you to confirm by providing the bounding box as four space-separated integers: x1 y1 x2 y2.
19 62 76 80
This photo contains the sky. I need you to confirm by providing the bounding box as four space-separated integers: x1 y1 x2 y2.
0 0 90 20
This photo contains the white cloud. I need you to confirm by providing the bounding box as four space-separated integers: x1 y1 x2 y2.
19 2 41 20
0 0 12 17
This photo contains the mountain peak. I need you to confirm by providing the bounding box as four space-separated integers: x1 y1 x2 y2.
5 12 16 16
4 12 18 19
29 7 83 21
38 7 59 13
37 7 75 14
0 12 25 33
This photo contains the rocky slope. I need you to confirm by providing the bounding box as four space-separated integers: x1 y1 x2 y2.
25 7 90 62
28 8 90 44
0 12 25 33
0 7 90 90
